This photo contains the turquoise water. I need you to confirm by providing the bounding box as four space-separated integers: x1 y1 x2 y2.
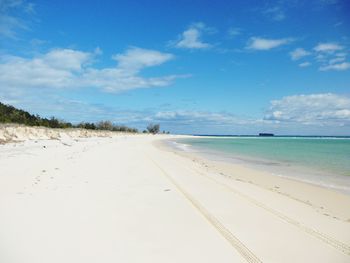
177 137 350 177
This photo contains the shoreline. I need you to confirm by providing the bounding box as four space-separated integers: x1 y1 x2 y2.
1 133 350 262
157 138 350 222
166 137 350 195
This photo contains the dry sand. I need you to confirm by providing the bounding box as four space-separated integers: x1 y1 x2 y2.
0 129 349 262
0 124 117 144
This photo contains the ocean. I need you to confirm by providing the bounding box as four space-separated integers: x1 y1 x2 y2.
173 136 350 194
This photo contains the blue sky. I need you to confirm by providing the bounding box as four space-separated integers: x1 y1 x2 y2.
0 0 350 135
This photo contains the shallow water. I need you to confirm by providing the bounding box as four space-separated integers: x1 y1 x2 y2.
174 137 350 194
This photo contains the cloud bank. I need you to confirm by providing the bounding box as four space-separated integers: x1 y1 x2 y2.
0 47 183 93
264 93 350 126
2 91 349 135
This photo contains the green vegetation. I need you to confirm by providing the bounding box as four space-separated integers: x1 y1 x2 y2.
0 102 138 133
0 102 73 128
76 121 138 133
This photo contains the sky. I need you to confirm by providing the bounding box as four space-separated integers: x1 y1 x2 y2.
0 0 350 135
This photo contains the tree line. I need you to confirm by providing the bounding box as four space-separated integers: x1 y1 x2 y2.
0 102 138 132
0 102 169 134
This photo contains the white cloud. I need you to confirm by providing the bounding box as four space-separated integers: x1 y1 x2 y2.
314 45 349 71
289 43 348 72
319 62 350 71
264 93 350 126
175 22 212 49
290 48 311 60
0 50 84 89
0 47 183 93
299 62 311 67
314 42 343 53
112 47 174 72
43 49 92 71
247 37 292 50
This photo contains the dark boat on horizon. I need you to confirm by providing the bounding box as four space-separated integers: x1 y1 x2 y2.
259 133 274 137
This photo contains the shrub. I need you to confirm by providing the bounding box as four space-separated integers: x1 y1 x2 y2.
147 124 160 134
97 121 113 130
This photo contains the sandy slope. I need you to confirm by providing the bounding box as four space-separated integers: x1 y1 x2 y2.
0 134 349 262
0 124 117 144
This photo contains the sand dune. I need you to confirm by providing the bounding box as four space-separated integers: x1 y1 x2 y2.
0 130 349 262
0 124 117 144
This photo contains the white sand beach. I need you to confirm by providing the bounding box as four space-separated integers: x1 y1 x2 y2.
1 129 350 263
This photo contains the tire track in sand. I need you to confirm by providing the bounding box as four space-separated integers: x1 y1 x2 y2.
146 154 263 263
185 163 350 256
